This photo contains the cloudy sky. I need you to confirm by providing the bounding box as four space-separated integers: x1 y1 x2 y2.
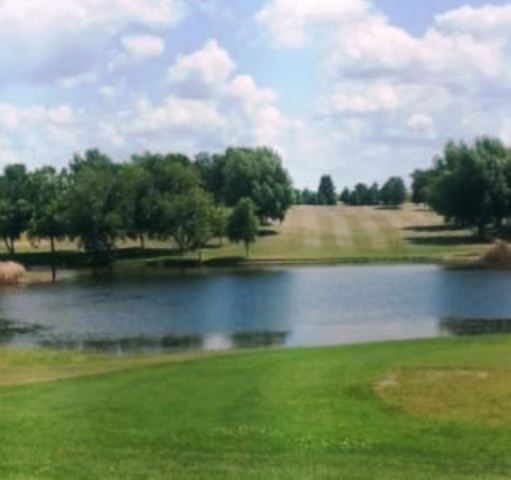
1 0 511 187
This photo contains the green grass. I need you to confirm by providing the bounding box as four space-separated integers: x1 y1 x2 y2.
1 337 511 478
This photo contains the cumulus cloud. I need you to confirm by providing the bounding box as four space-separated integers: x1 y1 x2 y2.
109 34 165 70
435 4 511 37
0 39 296 172
167 39 236 93
5 1 511 188
327 84 398 115
406 114 434 134
254 0 511 185
0 0 183 84
255 0 370 47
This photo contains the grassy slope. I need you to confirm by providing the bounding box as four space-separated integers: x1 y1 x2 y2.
1 205 488 275
205 204 487 263
1 337 511 479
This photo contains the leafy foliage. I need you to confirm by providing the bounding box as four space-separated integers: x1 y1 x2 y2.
227 198 260 257
0 164 32 255
317 175 337 205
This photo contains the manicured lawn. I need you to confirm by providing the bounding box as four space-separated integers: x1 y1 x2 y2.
1 336 511 478
206 204 487 263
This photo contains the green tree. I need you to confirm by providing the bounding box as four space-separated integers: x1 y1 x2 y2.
475 137 511 231
119 163 159 249
161 188 216 259
368 183 380 205
301 188 318 205
194 152 224 203
410 169 435 205
66 150 125 265
317 175 337 205
427 140 494 238
0 164 32 255
339 188 351 205
210 206 228 246
227 198 260 257
27 167 69 281
220 148 293 222
380 177 407 206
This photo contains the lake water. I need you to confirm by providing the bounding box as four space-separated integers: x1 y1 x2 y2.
1 265 511 353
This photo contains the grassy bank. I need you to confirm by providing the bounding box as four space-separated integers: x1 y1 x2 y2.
0 205 490 275
1 336 511 478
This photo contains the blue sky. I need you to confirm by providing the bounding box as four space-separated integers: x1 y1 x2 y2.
1 0 511 187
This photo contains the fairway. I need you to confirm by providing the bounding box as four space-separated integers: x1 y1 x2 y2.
1 337 511 479
204 204 487 263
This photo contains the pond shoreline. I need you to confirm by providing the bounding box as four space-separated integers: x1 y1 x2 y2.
14 254 485 285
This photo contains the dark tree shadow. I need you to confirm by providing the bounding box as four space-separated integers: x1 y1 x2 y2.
404 224 467 234
258 228 278 237
374 205 402 211
407 235 484 246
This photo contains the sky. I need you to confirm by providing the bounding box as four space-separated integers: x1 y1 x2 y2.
1 0 511 187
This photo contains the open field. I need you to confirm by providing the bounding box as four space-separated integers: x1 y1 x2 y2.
0 204 490 271
1 337 511 478
210 204 488 263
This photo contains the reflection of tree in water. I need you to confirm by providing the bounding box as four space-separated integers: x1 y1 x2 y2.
39 334 203 354
440 317 511 336
231 330 289 348
0 319 47 345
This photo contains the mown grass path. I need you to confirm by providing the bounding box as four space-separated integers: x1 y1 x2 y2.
0 337 511 478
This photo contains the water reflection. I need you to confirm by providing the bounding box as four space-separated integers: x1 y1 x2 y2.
440 317 511 336
2 265 511 352
0 319 47 345
0 319 289 354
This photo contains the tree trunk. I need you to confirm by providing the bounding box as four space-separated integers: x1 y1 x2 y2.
477 222 486 241
495 217 503 235
50 235 57 283
139 235 145 250
245 241 250 258
3 237 11 255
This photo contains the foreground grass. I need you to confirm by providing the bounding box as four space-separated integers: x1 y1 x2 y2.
1 337 511 478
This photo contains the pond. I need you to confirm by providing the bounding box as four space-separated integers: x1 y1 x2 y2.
1 265 511 353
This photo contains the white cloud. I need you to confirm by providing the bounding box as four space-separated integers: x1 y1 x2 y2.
128 95 227 134
328 84 398 115
99 85 117 99
109 34 165 70
255 0 370 47
435 4 511 37
0 0 183 84
167 39 235 87
406 114 434 134
253 0 511 185
121 35 165 60
57 72 98 89
0 0 183 36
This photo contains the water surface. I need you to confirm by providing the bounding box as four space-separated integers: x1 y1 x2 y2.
1 265 511 353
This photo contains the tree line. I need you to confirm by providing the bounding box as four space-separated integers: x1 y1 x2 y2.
411 137 511 239
295 175 407 207
0 147 293 280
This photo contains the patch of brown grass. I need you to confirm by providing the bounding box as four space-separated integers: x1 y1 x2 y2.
376 367 511 427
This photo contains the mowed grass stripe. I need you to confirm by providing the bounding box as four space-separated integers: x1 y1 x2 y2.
328 207 354 249
343 209 375 254
357 207 391 251
299 206 324 249
372 213 406 253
